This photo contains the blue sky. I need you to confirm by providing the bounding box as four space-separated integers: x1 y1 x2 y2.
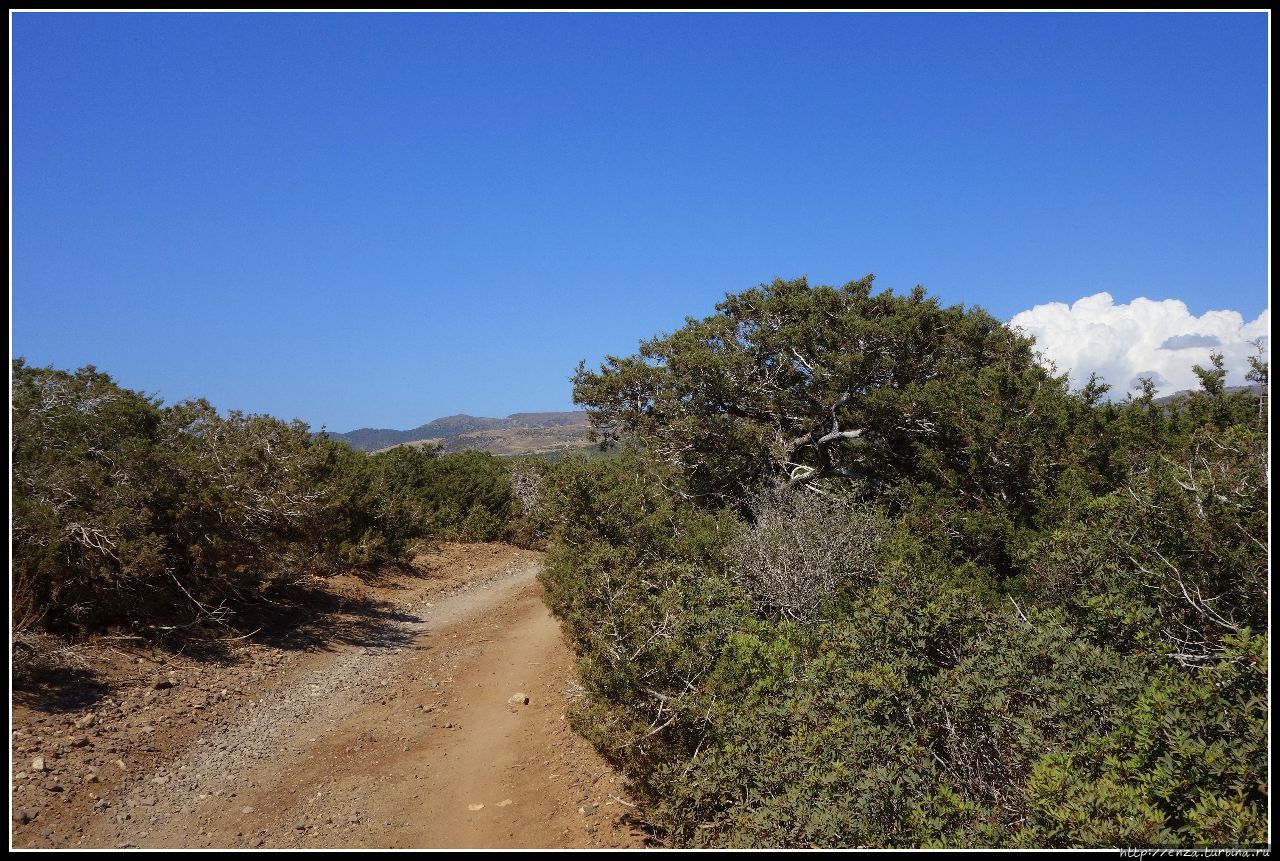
11 12 1270 431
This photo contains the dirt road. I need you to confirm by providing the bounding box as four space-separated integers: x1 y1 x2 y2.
11 546 648 849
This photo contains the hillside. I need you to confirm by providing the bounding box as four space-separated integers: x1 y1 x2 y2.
330 412 591 457
1152 382 1265 406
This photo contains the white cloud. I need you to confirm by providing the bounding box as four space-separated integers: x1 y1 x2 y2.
1009 293 1269 397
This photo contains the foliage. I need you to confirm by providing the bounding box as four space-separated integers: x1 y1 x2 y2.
12 361 329 632
1019 633 1267 848
12 359 524 639
543 277 1270 848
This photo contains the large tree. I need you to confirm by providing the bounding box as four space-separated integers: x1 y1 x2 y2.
573 276 1072 521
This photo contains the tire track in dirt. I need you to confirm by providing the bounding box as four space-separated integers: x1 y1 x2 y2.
70 555 647 849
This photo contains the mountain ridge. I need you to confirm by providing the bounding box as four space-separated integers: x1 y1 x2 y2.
329 411 589 453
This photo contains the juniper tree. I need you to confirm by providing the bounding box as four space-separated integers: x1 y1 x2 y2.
572 276 1075 571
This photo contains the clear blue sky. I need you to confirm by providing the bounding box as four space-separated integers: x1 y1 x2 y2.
11 12 1269 432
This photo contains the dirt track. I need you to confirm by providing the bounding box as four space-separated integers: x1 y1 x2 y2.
10 545 648 849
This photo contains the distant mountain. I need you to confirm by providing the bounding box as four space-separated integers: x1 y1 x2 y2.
328 411 591 455
1152 383 1265 407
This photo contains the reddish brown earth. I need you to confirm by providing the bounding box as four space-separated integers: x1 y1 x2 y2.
10 544 650 849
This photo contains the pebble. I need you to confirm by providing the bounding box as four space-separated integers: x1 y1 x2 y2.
12 560 540 847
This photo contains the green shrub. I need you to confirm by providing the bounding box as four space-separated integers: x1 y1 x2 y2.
12 362 333 631
540 278 1269 848
12 359 525 639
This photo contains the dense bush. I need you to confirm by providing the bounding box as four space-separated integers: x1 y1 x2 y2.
542 277 1269 848
12 359 524 638
13 363 331 632
572 275 1078 576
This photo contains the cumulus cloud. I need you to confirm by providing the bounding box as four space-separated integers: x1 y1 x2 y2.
1009 293 1269 398
1159 333 1221 350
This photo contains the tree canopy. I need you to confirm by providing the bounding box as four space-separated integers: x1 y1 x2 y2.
573 275 1070 506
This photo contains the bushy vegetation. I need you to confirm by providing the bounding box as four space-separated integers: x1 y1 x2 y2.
12 359 524 640
540 276 1269 848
